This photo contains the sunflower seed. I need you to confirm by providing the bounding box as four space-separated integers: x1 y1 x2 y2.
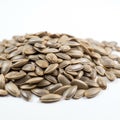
73 89 85 99
71 79 88 89
97 77 107 89
0 89 8 96
0 74 5 89
22 63 35 72
25 77 43 84
58 74 70 85
85 88 101 98
31 88 49 97
40 94 62 103
20 90 32 101
5 71 26 80
63 86 77 100
5 82 20 97
36 60 49 68
54 85 71 95
46 53 58 63
44 64 58 74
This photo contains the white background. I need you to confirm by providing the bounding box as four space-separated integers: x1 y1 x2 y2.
0 0 120 120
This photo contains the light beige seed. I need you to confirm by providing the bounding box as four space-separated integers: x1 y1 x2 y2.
14 75 30 85
97 77 107 89
28 37 42 44
28 72 37 77
20 84 36 90
95 66 105 76
12 59 28 68
65 64 83 72
1 61 12 74
44 64 58 74
0 74 5 89
0 89 8 96
23 45 36 54
41 48 59 53
25 77 43 84
71 79 88 89
20 90 32 101
56 53 71 60
54 85 71 95
100 56 115 68
76 71 84 79
63 85 77 100
46 53 58 63
67 49 83 58
83 64 92 72
40 94 62 103
59 60 71 68
5 71 26 80
45 75 57 84
59 45 71 52
31 89 49 97
73 89 85 99
84 79 99 87
105 71 116 81
58 74 70 85
37 80 51 87
22 63 35 72
7 49 22 58
36 60 49 68
35 66 44 76
46 83 62 93
5 82 20 97
112 69 120 78
85 88 101 98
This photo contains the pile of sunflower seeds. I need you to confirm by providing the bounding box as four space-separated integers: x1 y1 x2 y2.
0 32 120 103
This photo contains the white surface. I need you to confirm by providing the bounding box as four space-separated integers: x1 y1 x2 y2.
0 0 120 120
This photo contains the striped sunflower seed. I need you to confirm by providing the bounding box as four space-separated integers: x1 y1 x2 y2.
44 64 58 74
73 89 85 99
71 79 88 89
85 88 101 98
36 60 49 68
40 94 62 103
31 88 49 97
63 86 77 100
5 82 20 97
5 71 26 80
0 89 8 96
